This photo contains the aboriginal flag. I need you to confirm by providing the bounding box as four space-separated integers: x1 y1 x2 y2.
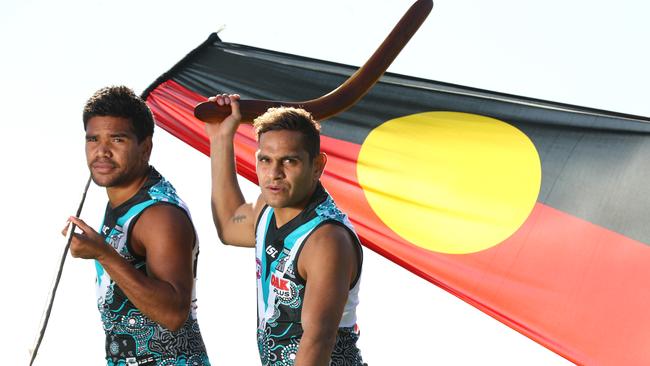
143 33 650 365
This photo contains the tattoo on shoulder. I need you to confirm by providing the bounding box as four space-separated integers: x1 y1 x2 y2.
232 214 247 223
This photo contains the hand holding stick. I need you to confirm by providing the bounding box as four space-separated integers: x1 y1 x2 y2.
29 175 92 366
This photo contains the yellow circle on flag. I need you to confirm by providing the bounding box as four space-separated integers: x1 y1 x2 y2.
356 112 541 254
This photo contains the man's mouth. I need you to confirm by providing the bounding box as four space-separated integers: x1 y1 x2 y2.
91 161 116 174
266 185 285 193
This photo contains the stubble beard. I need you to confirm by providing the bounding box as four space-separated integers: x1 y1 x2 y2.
90 163 148 188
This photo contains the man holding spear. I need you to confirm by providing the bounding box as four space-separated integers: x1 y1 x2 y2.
65 86 211 366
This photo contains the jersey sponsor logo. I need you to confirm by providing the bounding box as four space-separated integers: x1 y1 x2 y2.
271 274 290 291
271 273 304 308
136 355 156 365
256 258 262 279
123 355 155 366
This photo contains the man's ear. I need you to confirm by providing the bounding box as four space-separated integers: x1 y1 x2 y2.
141 136 153 163
313 152 327 180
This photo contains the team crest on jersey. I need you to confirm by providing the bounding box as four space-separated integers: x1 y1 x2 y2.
284 261 296 278
106 226 124 250
274 249 292 274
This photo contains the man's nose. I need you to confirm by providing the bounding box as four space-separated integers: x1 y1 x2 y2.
270 162 285 179
96 140 112 158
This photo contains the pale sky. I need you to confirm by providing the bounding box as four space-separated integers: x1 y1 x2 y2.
1 0 647 365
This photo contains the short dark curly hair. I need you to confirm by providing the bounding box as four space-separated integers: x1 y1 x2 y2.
253 107 321 160
82 86 154 142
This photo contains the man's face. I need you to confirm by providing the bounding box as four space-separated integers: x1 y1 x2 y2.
85 116 151 188
256 130 324 209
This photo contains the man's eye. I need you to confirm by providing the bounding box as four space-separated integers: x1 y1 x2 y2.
112 137 124 142
86 137 97 142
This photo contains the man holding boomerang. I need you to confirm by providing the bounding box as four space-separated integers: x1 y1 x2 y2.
205 93 365 365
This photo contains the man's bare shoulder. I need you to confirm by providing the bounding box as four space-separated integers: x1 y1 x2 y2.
298 221 360 287
131 203 194 253
309 223 356 247
137 203 191 228
302 223 358 265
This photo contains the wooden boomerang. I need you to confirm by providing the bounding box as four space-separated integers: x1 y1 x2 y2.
194 0 433 123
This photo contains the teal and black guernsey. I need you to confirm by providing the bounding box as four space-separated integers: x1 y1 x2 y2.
255 183 364 366
96 167 210 366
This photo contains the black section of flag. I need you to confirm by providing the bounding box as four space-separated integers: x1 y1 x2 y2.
145 33 650 244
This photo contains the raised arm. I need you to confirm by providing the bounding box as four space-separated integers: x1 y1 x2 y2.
295 224 360 366
205 94 259 247
67 204 197 331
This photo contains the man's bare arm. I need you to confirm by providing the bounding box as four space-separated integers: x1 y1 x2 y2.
295 224 360 366
205 94 258 247
67 205 196 331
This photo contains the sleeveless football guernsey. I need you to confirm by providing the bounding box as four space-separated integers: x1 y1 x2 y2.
95 167 210 366
255 183 364 366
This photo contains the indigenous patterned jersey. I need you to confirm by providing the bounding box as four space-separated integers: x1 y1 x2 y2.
255 183 364 366
95 167 210 366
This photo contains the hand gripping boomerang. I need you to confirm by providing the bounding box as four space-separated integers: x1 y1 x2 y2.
194 0 433 123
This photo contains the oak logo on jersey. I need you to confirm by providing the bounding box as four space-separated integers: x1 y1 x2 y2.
271 274 289 292
271 274 304 308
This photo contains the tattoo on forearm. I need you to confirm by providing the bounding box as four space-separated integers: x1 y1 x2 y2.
233 214 247 223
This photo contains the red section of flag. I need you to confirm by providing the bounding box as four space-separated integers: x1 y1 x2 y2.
313 124 650 364
147 80 258 182
147 79 650 365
